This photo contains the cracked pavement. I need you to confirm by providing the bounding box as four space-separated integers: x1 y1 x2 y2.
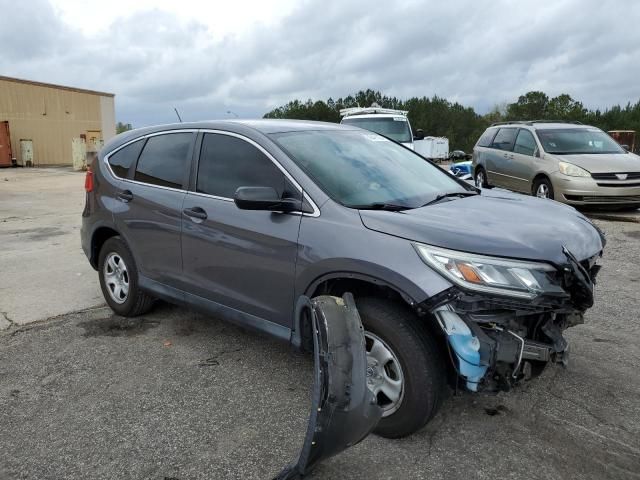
1 169 639 479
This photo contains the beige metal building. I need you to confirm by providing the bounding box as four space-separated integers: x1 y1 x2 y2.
0 76 115 167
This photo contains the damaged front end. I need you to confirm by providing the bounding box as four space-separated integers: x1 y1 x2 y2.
418 244 603 392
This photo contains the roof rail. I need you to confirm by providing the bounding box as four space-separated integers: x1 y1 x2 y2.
339 106 408 117
490 120 584 127
490 121 531 126
529 119 583 125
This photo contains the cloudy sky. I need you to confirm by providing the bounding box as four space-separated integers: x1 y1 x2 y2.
1 0 639 126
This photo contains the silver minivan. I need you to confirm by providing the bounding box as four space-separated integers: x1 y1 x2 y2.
472 121 640 209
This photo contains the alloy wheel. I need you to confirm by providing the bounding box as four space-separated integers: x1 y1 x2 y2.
103 252 129 304
364 331 405 417
536 183 550 198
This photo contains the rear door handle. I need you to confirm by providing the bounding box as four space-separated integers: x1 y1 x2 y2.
117 190 133 202
183 206 208 221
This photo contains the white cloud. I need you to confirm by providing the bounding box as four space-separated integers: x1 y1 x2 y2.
1 0 639 126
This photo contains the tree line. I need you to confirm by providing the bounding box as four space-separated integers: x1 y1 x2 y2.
263 89 640 153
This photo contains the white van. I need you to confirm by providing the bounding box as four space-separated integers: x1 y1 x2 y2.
339 105 423 150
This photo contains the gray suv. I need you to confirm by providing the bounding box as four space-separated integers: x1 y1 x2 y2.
81 120 605 438
472 121 640 208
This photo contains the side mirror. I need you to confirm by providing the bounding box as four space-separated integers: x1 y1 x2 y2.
621 144 630 151
534 147 541 158
414 129 424 140
234 186 300 212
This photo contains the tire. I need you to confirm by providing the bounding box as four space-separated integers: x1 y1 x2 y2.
474 167 491 189
356 297 446 438
98 236 154 316
533 177 554 200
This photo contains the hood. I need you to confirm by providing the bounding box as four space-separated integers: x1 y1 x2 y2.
359 190 604 265
546 151 640 174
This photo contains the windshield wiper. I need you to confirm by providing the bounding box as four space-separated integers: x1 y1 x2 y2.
420 191 478 207
352 202 413 211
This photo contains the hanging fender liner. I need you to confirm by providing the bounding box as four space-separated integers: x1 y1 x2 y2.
275 293 382 479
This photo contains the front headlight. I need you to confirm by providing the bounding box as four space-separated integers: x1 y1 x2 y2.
413 243 564 299
558 161 590 177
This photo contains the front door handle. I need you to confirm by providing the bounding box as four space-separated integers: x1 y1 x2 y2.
117 190 134 202
183 206 208 221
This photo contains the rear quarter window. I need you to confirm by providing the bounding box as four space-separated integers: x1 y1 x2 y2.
476 129 497 148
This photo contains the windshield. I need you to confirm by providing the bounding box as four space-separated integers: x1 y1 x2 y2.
536 128 626 155
341 117 412 143
271 130 468 208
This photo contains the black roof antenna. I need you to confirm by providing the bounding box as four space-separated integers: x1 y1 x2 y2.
174 108 183 123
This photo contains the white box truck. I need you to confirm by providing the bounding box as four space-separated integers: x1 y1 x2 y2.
414 136 449 161
340 104 449 160
339 105 423 150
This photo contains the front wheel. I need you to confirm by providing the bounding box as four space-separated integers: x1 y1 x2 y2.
533 177 554 200
357 297 446 438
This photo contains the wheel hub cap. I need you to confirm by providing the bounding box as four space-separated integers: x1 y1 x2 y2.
365 332 404 417
103 253 129 304
536 184 549 198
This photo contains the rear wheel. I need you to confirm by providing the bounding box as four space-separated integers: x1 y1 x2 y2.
357 297 446 438
474 167 490 188
98 236 154 316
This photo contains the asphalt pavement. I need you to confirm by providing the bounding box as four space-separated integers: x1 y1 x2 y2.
1 169 639 479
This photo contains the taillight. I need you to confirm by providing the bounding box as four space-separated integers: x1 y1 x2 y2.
85 170 94 192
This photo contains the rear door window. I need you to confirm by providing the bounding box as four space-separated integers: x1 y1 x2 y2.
476 128 497 147
513 129 537 156
134 133 193 189
490 128 518 151
107 139 144 178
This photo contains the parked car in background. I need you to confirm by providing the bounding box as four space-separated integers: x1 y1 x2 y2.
472 121 640 209
82 119 605 438
449 160 472 179
340 104 424 150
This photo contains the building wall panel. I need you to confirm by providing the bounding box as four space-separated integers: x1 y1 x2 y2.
0 77 115 166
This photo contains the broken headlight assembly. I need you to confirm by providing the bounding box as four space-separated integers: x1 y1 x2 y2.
413 243 565 300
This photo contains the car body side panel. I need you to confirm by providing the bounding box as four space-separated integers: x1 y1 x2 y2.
295 202 453 304
113 182 186 287
81 157 123 267
508 150 534 193
181 193 302 327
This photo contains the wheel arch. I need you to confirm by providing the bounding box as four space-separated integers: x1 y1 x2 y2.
304 272 418 308
90 226 120 269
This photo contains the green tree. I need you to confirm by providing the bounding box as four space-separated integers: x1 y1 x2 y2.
547 94 587 121
505 91 549 120
263 90 640 153
116 122 133 134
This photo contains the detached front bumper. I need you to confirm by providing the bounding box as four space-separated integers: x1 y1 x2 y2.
429 249 601 392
